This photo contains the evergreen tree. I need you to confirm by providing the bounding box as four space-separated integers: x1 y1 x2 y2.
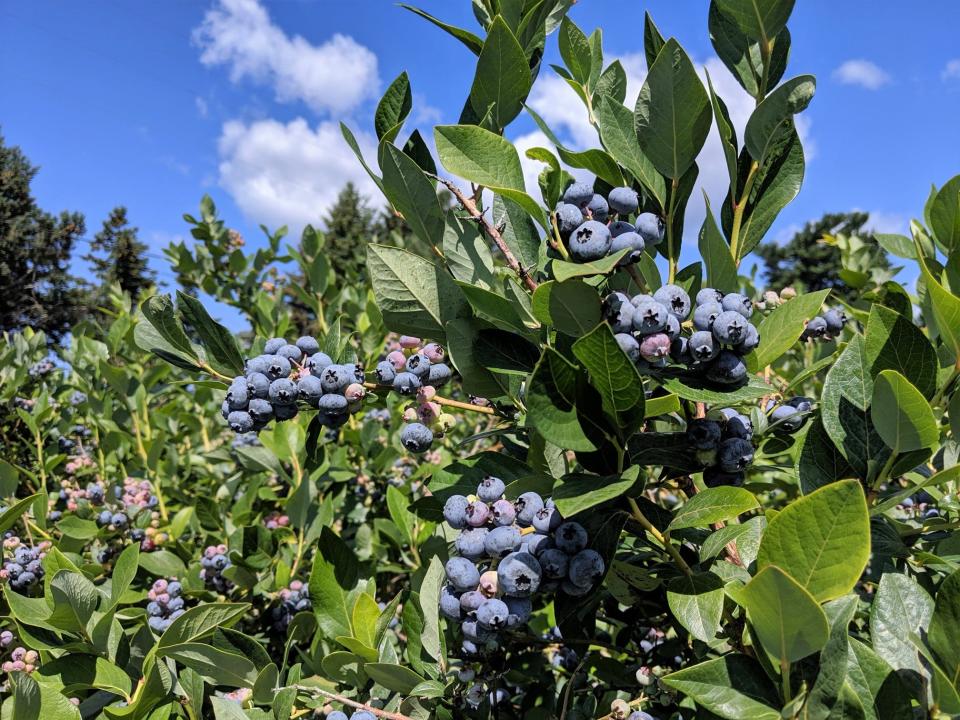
0 131 86 342
84 206 154 303
755 211 888 300
321 183 375 279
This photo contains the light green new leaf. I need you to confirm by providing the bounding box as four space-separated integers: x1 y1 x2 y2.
736 565 829 663
756 479 869 602
871 370 938 453
669 486 759 531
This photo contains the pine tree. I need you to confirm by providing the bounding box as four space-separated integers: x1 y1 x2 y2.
755 212 888 300
321 183 375 279
85 206 154 303
0 131 87 342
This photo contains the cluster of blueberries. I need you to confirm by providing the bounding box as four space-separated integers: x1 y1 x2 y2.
555 183 664 264
1 644 39 675
801 308 848 341
263 511 291 531
146 578 186 633
200 544 232 593
27 358 56 379
221 336 367 435
69 390 87 406
373 336 454 454
0 535 48 594
439 478 607 656
686 410 756 487
604 286 759 384
269 580 311 632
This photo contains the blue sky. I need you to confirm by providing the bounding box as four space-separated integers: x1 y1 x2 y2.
2 0 959 329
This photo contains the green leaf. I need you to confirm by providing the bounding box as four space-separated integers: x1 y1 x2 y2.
472 328 539 375
367 244 468 342
444 318 509 398
744 75 815 163
163 643 258 688
668 486 759 530
643 11 666 69
715 0 795 42
379 143 444 248
551 248 631 282
457 283 531 334
50 570 99 630
552 466 641 517
871 370 938 453
797 418 854 494
339 122 384 195
375 71 412 142
869 572 933 677
751 289 830 367
386 485 412 546
698 197 738 292
526 348 596 452
175 291 244 376
398 4 484 54
554 145 625 188
593 60 627 104
595 96 666 208
737 565 829 663
470 17 531 130
931 174 960 251
139 550 187 579
571 323 645 437
667 572 725 643
756 479 870 602
531 280 601 337
158 603 250 650
873 232 915 259
140 294 196 358
927 569 960 689
109 543 140 609
864 304 939 398
659 373 771 404
434 125 546 227
662 655 780 720
55 515 98 540
916 236 960 365
365 663 426 694
0 493 41 534
558 16 591 85
442 212 495 289
706 70 739 192
494 195 542 279
634 38 712 179
209 697 249 720
419 555 444 662
351 593 380 649
37 654 133 697
308 527 362 640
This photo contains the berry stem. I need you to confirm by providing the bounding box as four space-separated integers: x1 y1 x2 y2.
290 685 414 720
432 176 539 293
625 264 647 294
627 497 693 576
361 383 497 415
550 212 572 261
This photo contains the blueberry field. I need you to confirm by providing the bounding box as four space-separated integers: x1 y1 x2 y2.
3 1 960 719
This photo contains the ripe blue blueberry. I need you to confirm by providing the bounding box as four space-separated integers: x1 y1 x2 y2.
247 398 273 423
706 351 748 385
693 301 723 331
427 363 452 387
296 336 320 355
462 618 492 642
445 557 481 591
443 495 469 529
226 378 249 410
632 300 669 334
111 512 128 528
392 371 422 396
327 712 349 720
484 526 521 557
802 316 828 340
459 590 485 615
697 288 723 305
687 419 722 449
603 293 635 334
609 220 636 237
245 355 272 376
539 548 570 579
306 352 333 376
515 492 544 526
554 521 588 554
562 182 594 208
736 323 760 352
456 529 488 559
609 231 645 264
318 393 348 416
277 344 303 363
268 378 297 405
721 293 753 318
97 509 113 526
263 338 286 354
653 284 691 319
491 499 516 526
569 220 612 261
670 336 690 363
400 422 433 453
615 333 640 363
568 549 605 588
439 585 462 620
689 330 720 363
556 202 585 236
608 186 639 214
712 310 747 345
770 403 802 431
664 314 681 340
478 476 505 502
532 506 562 533
522 532 553 556
274 404 299 421
587 193 609 222
296 375 323 405
320 365 352 393
504 596 532 627
265 355 292 381
228 411 254 433
405 353 431 378
497 551 542 596
720 409 753 439
718 437 754 472
788 396 813 413
374 360 396 385
823 309 847 335
476 598 509 629
635 213 665 245
246 372 270 399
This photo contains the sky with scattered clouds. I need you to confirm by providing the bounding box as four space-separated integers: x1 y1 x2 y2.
2 0 959 328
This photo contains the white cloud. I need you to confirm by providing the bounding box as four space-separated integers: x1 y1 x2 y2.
193 0 379 115
943 59 960 81
195 96 209 118
832 59 891 90
216 118 380 233
865 210 909 236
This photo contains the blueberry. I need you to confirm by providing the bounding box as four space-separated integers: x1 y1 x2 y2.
478 476 505 502
609 220 636 237
718 437 754 473
706 351 747 385
297 375 323 405
603 293 635 333
318 393 348 416
443 495 470 529
111 513 128 528
823 309 847 335
306 352 333 376
228 411 254 433
374 360 396 385
515 492 544 526
696 288 723 305
653 284 691 319
400 423 434 453
693 301 723 331
712 310 747 345
446 557 481 592
568 549 605 588
664 314 681 340
462 618 492 641
670 336 690 363
587 193 609 222
736 323 760 353
563 182 594 208
770 403 803 432
465 500 490 528
263 338 286 354
327 713 349 720
320 365 352 393
569 220 612 262
704 466 745 488
686 419 722 450
721 410 753 439
491 499 516 526
721 293 753 318
274 404 299 421
226 377 249 410
268 378 297 405
532 506 562 533
456 528 489 559
688 330 720 363
484 526 521 557
440 585 462 620
265 355 292 381
608 186 639 214
802 316 829 340
476 598 509 629
522 532 553 557
639 333 671 362
97 510 113 526
609 231 645 264
296 336 320 355
787 396 814 413
503 596 532 627
459 590 485 615
392 371 422 396
539 548 570 579
246 372 270 399
556 203 585 235
636 213 665 245
632 300 669 335
406 353 431 378
277 344 304 363
498 551 542 596
616 333 640 363
247 398 273 423
427 363 452 387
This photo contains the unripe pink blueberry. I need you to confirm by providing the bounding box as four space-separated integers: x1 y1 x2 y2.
422 342 445 362
399 335 421 349
639 333 671 362
403 407 419 422
345 383 365 402
387 350 407 370
417 385 437 402
418 402 441 424
479 570 498 596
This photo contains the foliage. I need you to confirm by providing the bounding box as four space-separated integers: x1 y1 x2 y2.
3 2 960 720
84 206 155 310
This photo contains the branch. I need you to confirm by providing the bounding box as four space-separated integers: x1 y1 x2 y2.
290 686 413 720
627 497 693 576
362 383 497 415
433 176 538 293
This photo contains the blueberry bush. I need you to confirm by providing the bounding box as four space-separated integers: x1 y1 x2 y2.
4 1 960 719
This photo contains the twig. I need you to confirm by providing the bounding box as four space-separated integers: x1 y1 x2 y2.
362 383 497 415
433 176 538 293
627 497 693 576
290 685 413 720
559 652 589 720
